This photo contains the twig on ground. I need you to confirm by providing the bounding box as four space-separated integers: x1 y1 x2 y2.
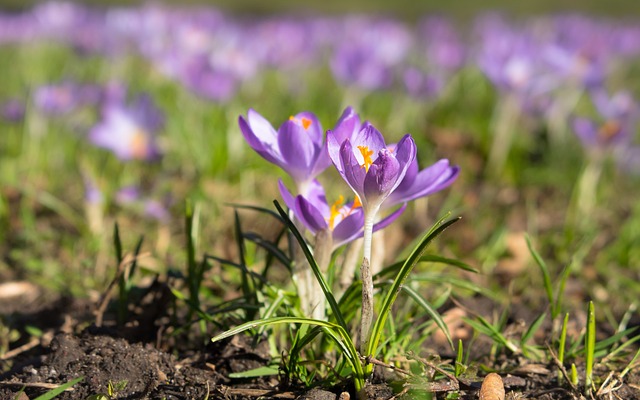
0 381 75 391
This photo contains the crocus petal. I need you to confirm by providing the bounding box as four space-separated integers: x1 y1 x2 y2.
296 195 328 233
278 119 316 181
277 179 297 211
326 129 345 174
340 140 367 195
351 124 387 160
332 209 365 247
332 107 361 145
363 149 401 202
297 179 331 217
394 134 417 170
239 112 280 165
293 111 323 146
572 117 599 147
386 160 459 206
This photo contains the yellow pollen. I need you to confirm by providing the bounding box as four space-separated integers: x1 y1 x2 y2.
289 116 312 130
358 145 374 172
351 196 362 209
599 120 621 142
328 195 345 230
301 117 312 130
130 129 149 159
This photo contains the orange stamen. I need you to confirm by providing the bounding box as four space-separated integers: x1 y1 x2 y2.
301 117 312 130
289 116 312 130
328 195 345 230
357 145 374 172
599 120 621 142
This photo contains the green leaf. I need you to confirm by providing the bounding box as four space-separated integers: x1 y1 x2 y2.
229 366 280 378
32 377 83 400
525 235 554 307
521 312 547 344
211 316 364 391
418 255 478 273
367 214 460 361
401 285 453 350
585 301 595 392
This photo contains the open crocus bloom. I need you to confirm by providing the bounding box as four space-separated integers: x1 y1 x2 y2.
278 179 405 249
239 109 330 194
327 123 416 213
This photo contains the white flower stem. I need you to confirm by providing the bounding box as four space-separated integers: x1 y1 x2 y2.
360 204 380 356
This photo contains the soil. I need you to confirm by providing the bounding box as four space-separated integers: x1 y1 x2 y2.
0 278 639 400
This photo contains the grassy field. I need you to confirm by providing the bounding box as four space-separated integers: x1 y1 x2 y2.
1 2 640 399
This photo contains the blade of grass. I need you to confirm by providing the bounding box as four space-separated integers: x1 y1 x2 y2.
366 214 460 363
401 285 454 350
557 313 569 383
32 377 83 400
585 301 595 393
273 200 348 332
211 316 364 391
525 235 553 308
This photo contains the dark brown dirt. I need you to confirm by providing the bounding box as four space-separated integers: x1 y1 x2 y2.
0 280 639 400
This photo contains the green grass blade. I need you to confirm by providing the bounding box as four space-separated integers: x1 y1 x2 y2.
234 210 258 319
243 232 292 270
32 377 83 400
367 214 460 358
521 312 547 344
552 264 572 319
455 339 464 377
418 255 478 273
228 203 284 222
464 316 520 353
525 235 553 307
585 301 595 393
211 316 364 390
229 365 280 378
273 200 348 332
558 313 569 383
113 222 123 264
401 285 453 350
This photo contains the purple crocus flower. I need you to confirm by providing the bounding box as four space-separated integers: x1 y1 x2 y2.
326 123 416 213
572 89 638 149
1 99 25 122
278 179 406 249
384 158 459 207
239 109 330 194
33 81 102 115
89 94 163 161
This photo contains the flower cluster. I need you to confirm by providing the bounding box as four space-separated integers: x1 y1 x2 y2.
240 107 459 250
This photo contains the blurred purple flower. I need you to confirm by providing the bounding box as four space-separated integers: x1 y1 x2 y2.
330 17 411 91
144 199 170 222
89 94 163 161
416 16 466 72
115 186 141 204
239 109 330 194
1 99 25 122
402 68 445 100
572 89 638 150
83 176 103 205
327 122 416 213
278 179 405 249
33 82 102 115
